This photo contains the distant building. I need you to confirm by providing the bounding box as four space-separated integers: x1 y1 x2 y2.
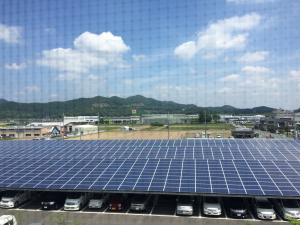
0 126 49 139
64 116 99 125
64 114 199 125
257 109 295 133
50 126 61 137
141 114 198 125
72 124 98 136
220 114 265 123
27 122 63 127
231 128 255 138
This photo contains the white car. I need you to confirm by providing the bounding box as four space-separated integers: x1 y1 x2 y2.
88 194 108 209
0 215 17 225
0 191 31 208
253 197 276 220
64 193 90 211
176 196 194 216
203 197 222 216
275 199 300 220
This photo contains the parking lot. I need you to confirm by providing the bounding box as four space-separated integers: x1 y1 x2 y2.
0 193 290 225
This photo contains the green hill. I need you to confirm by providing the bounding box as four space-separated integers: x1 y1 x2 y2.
0 95 275 119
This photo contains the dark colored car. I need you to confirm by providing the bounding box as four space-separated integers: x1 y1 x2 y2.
40 192 66 210
108 195 126 211
226 198 248 219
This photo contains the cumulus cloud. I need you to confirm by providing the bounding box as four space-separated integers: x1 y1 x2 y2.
0 23 22 44
174 13 261 59
174 41 197 60
242 66 270 74
38 31 130 80
74 32 130 53
238 51 269 63
5 63 26 70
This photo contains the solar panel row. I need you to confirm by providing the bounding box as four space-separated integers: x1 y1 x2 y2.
0 139 299 197
0 140 299 161
0 157 299 196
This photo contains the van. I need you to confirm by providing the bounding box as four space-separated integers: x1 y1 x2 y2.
88 194 109 209
64 193 90 211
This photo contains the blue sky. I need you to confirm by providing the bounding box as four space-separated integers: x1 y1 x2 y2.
0 0 300 109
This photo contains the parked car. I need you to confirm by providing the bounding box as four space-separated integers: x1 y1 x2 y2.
0 215 17 225
274 199 300 220
108 194 127 211
203 197 222 216
64 193 90 211
130 195 151 212
226 198 248 219
88 194 109 209
40 192 66 210
176 196 194 216
0 191 31 208
253 197 276 220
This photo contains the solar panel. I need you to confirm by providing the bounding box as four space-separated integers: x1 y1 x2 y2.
0 139 300 197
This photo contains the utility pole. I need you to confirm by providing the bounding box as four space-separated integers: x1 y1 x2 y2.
167 112 170 140
204 110 207 138
62 113 65 140
98 112 100 140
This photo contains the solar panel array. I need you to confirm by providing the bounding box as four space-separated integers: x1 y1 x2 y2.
0 139 300 197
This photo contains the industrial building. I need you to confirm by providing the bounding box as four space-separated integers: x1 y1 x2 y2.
64 114 199 125
0 126 49 139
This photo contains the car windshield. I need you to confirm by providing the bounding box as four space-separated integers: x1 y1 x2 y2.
177 196 193 204
230 199 245 208
257 200 272 209
282 200 299 208
2 191 18 198
205 197 219 204
67 193 81 199
132 195 147 203
91 194 104 199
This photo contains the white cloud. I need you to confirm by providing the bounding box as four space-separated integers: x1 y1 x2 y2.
38 31 130 80
227 0 275 4
0 23 22 44
238 51 269 63
175 13 261 59
132 54 146 62
39 48 107 73
24 85 40 93
220 74 240 82
74 32 130 53
5 63 26 70
174 41 197 59
289 70 300 80
289 70 300 89
242 66 270 74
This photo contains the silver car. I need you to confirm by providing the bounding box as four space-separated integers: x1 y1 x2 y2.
176 196 194 216
274 199 300 220
253 197 276 220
